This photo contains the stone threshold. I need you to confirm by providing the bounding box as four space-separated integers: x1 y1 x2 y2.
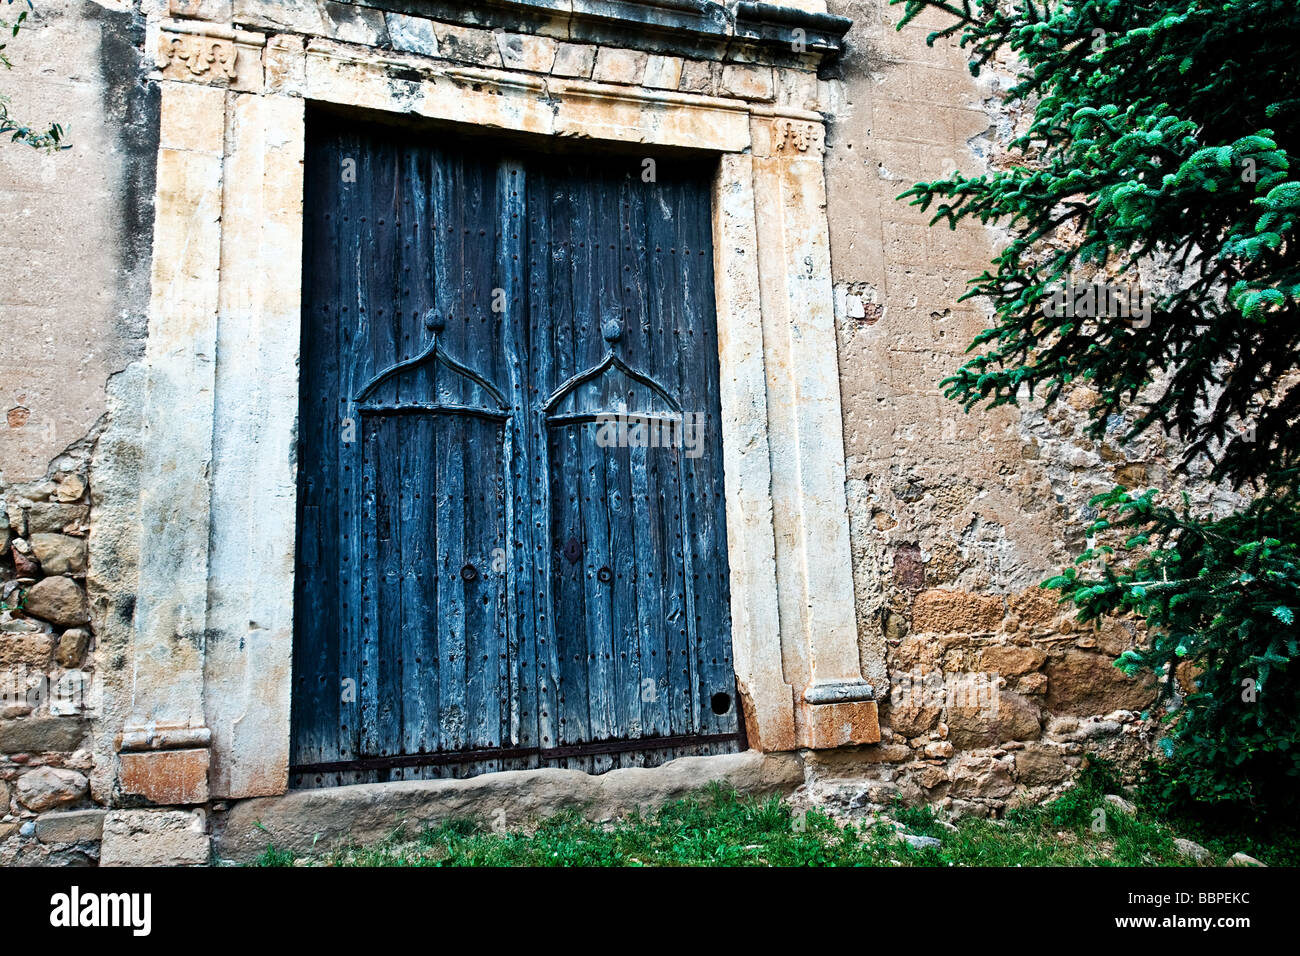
211 750 803 862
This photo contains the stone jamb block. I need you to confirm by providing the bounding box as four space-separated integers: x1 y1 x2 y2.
799 700 882 749
118 748 211 805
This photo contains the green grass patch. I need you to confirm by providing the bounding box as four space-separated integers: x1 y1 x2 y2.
250 773 1292 867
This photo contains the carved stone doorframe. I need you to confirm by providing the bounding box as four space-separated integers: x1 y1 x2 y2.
115 8 877 803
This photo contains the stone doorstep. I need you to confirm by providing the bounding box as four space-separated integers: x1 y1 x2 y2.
212 750 803 863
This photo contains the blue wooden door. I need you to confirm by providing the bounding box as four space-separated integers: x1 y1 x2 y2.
291 114 741 787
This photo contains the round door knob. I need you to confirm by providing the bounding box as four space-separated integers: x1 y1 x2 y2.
597 566 613 584
460 563 478 582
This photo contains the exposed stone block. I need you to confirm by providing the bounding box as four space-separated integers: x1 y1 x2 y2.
34 808 105 844
978 644 1047 676
21 576 89 628
496 32 557 73
1173 837 1210 862
800 699 880 749
433 23 502 66
167 0 232 22
118 748 211 805
385 13 439 58
215 751 802 861
678 58 717 94
720 64 773 100
100 810 208 867
16 766 88 812
644 54 683 89
593 47 648 85
0 631 54 668
1006 589 1059 629
775 67 819 110
1016 672 1048 695
912 763 950 790
1014 743 1070 786
892 635 943 668
1045 650 1157 716
552 42 596 78
911 589 1004 633
322 1 388 46
24 503 88 535
28 533 86 575
54 628 90 668
231 0 326 34
0 717 87 753
264 33 306 95
947 754 1015 799
885 699 942 737
947 688 1042 749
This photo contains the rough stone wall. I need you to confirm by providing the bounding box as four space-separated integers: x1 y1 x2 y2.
812 0 1237 815
0 0 156 864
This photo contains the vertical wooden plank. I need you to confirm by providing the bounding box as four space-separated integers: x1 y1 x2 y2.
435 417 468 753
360 138 402 760
675 167 735 737
618 164 663 751
498 157 536 763
645 174 693 738
528 162 561 756
397 144 436 764
460 153 494 759
550 166 591 752
337 128 372 777
293 127 343 780
370 416 404 758
581 166 618 765
604 437 642 742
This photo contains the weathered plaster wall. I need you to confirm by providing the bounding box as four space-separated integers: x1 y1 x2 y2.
0 0 157 862
810 0 1231 815
0 0 155 482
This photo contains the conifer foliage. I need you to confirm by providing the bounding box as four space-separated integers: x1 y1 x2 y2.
894 0 1300 806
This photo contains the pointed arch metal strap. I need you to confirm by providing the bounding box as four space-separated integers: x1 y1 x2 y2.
543 350 681 414
353 332 509 410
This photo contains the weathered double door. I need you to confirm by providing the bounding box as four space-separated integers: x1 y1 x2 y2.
291 116 741 787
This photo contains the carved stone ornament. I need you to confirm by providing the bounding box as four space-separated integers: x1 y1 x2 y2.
158 31 239 80
774 118 822 154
